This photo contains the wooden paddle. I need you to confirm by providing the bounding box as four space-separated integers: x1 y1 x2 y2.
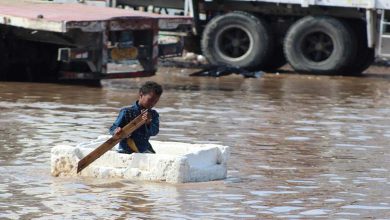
77 112 147 173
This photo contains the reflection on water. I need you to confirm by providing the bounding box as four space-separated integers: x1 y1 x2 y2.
1 68 390 218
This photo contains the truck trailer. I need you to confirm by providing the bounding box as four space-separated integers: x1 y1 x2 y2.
0 0 192 82
112 0 390 75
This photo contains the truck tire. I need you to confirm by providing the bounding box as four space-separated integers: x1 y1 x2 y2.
284 16 356 74
201 11 272 69
340 20 374 75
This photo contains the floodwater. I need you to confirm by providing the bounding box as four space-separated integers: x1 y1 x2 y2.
1 67 390 219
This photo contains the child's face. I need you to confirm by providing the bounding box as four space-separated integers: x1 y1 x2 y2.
139 92 160 109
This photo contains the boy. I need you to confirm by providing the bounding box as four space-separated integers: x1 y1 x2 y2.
109 81 163 154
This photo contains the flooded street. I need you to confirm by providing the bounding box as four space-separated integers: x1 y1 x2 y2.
1 67 390 219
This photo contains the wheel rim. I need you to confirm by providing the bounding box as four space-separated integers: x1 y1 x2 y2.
301 32 334 62
215 25 253 61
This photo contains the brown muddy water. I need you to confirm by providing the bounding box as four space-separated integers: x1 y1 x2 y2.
1 67 390 219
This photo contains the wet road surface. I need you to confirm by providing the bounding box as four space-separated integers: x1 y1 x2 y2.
1 67 390 219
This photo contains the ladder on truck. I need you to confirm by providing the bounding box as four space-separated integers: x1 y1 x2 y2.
378 10 390 58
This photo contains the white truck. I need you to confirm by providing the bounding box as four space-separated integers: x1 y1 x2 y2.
0 0 192 82
112 0 390 75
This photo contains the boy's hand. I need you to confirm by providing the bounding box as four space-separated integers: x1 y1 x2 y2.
114 127 122 136
141 111 152 125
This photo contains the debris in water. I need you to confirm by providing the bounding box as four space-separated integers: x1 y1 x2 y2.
190 65 264 78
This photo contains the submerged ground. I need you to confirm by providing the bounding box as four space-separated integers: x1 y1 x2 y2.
0 66 390 219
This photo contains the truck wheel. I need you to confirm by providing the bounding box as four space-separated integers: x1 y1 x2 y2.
284 16 356 74
340 20 374 75
202 11 272 69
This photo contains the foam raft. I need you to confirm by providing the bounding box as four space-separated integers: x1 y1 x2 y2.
51 136 230 183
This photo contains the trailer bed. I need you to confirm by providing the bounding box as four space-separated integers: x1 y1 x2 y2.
0 0 193 81
0 0 192 32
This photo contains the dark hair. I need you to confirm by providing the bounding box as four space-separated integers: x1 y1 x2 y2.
139 81 163 96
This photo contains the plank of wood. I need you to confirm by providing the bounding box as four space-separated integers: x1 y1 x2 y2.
77 113 146 173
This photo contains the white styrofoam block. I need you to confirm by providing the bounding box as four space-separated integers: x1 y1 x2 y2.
51 137 230 183
185 147 218 168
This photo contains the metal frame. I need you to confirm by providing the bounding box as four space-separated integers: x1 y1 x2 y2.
378 10 390 57
204 0 390 9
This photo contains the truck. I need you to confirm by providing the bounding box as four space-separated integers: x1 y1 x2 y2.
110 0 390 75
0 0 192 82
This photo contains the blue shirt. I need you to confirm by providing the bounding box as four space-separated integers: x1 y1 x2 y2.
109 101 159 153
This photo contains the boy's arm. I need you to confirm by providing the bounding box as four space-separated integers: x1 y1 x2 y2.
146 111 159 136
109 109 128 135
